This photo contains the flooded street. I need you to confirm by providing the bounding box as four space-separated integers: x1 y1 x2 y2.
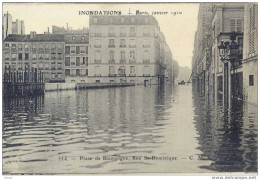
3 84 257 174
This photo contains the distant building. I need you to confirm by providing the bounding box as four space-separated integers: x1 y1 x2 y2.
2 13 25 40
243 3 258 105
88 15 171 85
3 32 65 83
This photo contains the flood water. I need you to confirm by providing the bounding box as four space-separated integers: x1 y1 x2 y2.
3 84 257 174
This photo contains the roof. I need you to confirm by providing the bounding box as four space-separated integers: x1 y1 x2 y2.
4 34 65 42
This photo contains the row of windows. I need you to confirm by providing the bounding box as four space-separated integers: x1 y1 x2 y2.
5 43 64 50
65 57 88 66
5 53 63 60
94 39 151 48
65 69 88 76
93 17 150 24
65 46 88 54
94 50 150 61
94 66 150 76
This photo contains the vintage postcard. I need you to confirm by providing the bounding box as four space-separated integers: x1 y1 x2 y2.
2 2 258 176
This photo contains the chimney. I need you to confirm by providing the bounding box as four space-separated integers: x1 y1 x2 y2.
30 31 36 39
48 27 49 33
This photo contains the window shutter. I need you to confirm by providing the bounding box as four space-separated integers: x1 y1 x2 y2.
236 19 243 32
230 19 236 32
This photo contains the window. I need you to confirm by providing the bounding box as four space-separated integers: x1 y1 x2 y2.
39 54 44 60
11 54 16 60
120 51 125 60
70 57 76 65
130 27 135 33
249 4 257 56
109 66 115 75
71 80 76 83
230 18 243 32
80 46 86 53
143 66 150 75
94 39 101 47
120 39 126 47
130 51 135 59
65 69 70 76
45 54 50 60
72 36 75 40
119 66 126 75
76 69 80 76
57 63 62 70
76 57 80 66
65 46 70 54
18 53 22 60
71 46 76 54
71 69 76 75
109 39 115 46
81 36 85 40
5 43 9 48
45 62 49 69
39 63 44 70
76 46 80 54
45 43 49 50
65 57 70 66
80 69 86 76
18 44 22 51
130 66 136 75
129 39 136 47
25 53 29 60
249 75 254 86
109 51 114 60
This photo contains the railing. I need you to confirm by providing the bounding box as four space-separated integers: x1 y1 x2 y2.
143 74 150 77
120 45 126 48
94 60 101 64
119 74 126 77
143 59 150 64
108 59 115 64
108 45 115 48
129 45 136 48
109 74 116 77
94 74 101 77
129 74 136 77
94 45 101 48
129 60 136 64
108 33 116 37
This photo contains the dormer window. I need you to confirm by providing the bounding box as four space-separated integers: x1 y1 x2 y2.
72 36 75 40
81 36 85 40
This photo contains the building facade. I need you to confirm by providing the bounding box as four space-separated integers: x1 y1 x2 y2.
3 32 65 83
88 15 171 85
64 31 89 83
242 3 258 105
192 3 245 108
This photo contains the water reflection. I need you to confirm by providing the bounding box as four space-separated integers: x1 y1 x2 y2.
192 87 257 172
2 84 257 174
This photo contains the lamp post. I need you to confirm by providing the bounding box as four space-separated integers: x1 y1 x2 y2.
217 32 240 105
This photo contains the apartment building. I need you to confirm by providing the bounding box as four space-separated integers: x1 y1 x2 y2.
3 32 65 82
88 15 170 85
64 31 89 83
3 12 25 40
243 3 258 105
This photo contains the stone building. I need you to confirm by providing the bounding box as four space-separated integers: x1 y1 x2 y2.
192 3 245 108
242 3 258 105
64 30 89 83
88 15 171 85
3 32 65 83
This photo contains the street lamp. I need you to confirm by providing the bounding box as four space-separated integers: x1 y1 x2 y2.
217 32 240 103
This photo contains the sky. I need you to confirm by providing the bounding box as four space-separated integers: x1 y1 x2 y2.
3 3 199 68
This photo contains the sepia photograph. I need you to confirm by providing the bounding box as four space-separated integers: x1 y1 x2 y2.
1 1 258 176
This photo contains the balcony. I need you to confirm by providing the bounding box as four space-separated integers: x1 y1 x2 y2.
39 57 44 60
143 59 150 64
80 50 86 53
18 48 23 51
94 45 101 48
51 48 56 51
120 33 126 37
94 74 101 77
94 60 101 64
108 33 116 37
129 74 136 77
119 74 126 77
143 74 150 77
120 45 126 48
51 67 56 70
143 33 150 37
129 33 136 37
108 45 115 48
120 59 126 64
108 59 115 64
129 45 136 48
129 59 136 64
45 57 50 60
24 48 29 51
143 45 150 48
11 48 17 52
109 74 116 77
94 33 101 37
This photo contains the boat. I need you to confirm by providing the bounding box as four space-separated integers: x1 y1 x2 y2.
178 80 186 85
